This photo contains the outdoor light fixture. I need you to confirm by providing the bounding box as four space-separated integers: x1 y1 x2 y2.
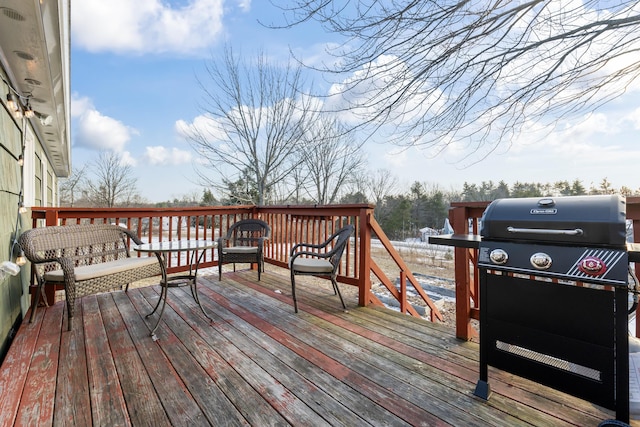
10 238 26 268
0 261 20 281
17 154 23 166
0 261 20 275
18 201 27 214
15 251 26 267
24 102 34 118
6 93 17 110
36 111 53 126
14 107 23 119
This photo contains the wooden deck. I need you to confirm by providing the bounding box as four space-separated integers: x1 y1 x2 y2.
0 269 632 426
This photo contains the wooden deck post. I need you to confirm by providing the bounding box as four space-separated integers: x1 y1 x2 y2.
628 197 640 337
358 208 372 307
451 206 476 341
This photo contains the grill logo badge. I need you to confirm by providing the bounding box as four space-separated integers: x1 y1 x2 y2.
578 256 607 276
530 208 557 214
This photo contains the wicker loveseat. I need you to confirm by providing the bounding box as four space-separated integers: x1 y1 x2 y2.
19 223 162 330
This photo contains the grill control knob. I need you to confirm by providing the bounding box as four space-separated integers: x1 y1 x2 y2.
530 252 552 270
489 249 508 265
578 256 607 276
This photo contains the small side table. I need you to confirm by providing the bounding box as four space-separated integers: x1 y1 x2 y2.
134 239 216 338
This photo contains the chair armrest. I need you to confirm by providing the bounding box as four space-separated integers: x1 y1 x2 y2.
56 256 78 295
290 250 332 260
291 226 347 257
217 237 226 259
290 241 326 256
18 232 56 264
119 226 144 246
118 227 164 263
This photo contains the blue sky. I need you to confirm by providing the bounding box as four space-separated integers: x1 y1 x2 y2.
70 0 640 203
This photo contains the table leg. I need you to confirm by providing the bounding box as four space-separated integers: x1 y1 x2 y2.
147 253 169 338
146 249 212 339
190 249 212 320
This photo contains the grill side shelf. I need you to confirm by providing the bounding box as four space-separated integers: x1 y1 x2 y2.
628 243 640 263
428 234 480 249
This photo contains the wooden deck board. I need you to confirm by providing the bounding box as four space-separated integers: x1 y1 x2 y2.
15 302 62 426
178 286 401 426
123 288 212 426
0 269 633 426
203 294 440 424
210 275 485 426
250 272 611 426
0 308 45 426
98 293 172 427
55 302 91 427
134 287 287 426
83 296 130 426
219 272 585 427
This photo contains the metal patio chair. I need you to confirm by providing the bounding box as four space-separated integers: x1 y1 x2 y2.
289 224 354 313
217 219 271 281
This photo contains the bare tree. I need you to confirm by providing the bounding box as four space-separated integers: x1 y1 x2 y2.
337 167 370 202
58 165 88 207
272 1 640 160
84 151 139 207
300 116 366 204
272 165 306 204
367 168 398 208
184 47 317 205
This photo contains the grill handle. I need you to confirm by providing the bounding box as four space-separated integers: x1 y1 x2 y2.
506 227 584 236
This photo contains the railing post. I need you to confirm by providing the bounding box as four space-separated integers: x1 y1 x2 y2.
399 270 407 314
358 208 372 306
629 197 640 337
45 208 59 226
451 206 476 341
636 218 640 338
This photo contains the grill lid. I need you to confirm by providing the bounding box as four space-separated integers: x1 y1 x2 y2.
480 195 626 247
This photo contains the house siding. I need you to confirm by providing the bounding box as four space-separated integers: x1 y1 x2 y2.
0 76 53 362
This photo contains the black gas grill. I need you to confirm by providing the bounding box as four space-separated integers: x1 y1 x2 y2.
476 195 630 422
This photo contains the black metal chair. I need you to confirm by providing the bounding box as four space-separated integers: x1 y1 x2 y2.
289 224 354 313
217 219 271 281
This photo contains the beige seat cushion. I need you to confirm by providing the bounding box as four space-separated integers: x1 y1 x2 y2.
222 246 258 254
292 258 333 273
44 256 159 282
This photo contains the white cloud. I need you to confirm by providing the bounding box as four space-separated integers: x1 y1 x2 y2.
120 151 138 167
236 0 251 13
175 115 226 141
71 0 226 55
143 146 193 165
72 94 136 152
624 107 640 130
70 95 94 118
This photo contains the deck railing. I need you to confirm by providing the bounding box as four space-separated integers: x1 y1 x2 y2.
446 196 640 340
28 204 442 322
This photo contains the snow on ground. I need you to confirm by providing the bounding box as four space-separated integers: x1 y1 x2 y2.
370 238 456 316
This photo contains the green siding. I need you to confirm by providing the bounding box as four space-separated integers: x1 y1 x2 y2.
0 78 53 361
0 101 26 361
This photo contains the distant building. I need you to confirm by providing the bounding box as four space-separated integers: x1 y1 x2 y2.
419 227 439 242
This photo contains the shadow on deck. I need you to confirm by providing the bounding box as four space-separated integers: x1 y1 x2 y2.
0 269 628 426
